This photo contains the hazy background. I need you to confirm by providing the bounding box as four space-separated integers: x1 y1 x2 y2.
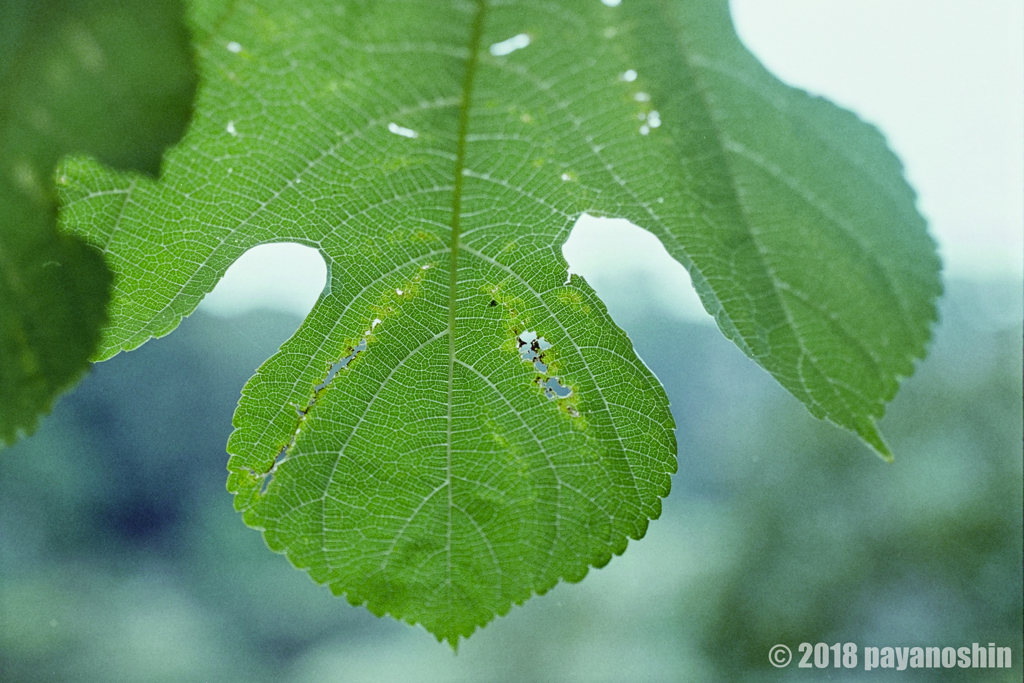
2 1 1022 681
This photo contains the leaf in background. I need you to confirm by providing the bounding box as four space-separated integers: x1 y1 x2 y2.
0 0 197 446
58 0 940 641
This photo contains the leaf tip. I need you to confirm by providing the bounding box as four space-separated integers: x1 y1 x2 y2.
860 422 894 463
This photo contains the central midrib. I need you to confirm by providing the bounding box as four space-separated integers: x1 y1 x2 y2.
445 0 488 606
448 6 487 366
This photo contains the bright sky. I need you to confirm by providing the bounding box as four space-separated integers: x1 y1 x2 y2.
731 0 1024 279
199 0 1024 320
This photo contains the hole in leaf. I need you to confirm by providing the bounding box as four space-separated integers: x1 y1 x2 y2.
387 122 418 138
316 339 367 392
198 243 327 319
542 377 572 399
260 445 289 495
516 331 573 402
516 330 540 361
489 33 531 57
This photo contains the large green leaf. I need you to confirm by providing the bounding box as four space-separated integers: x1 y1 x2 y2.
0 0 197 445
57 0 941 642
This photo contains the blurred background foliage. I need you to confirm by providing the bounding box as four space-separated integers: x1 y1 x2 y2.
1 275 1021 682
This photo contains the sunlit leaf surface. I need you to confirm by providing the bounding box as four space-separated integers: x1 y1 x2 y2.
58 0 940 642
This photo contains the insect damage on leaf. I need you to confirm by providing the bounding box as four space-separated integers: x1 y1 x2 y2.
57 0 938 646
516 330 575 402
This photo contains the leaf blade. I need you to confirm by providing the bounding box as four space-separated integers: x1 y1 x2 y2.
57 0 940 640
543 0 942 459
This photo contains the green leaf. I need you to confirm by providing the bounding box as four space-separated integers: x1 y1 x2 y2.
0 0 197 445
57 0 940 642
